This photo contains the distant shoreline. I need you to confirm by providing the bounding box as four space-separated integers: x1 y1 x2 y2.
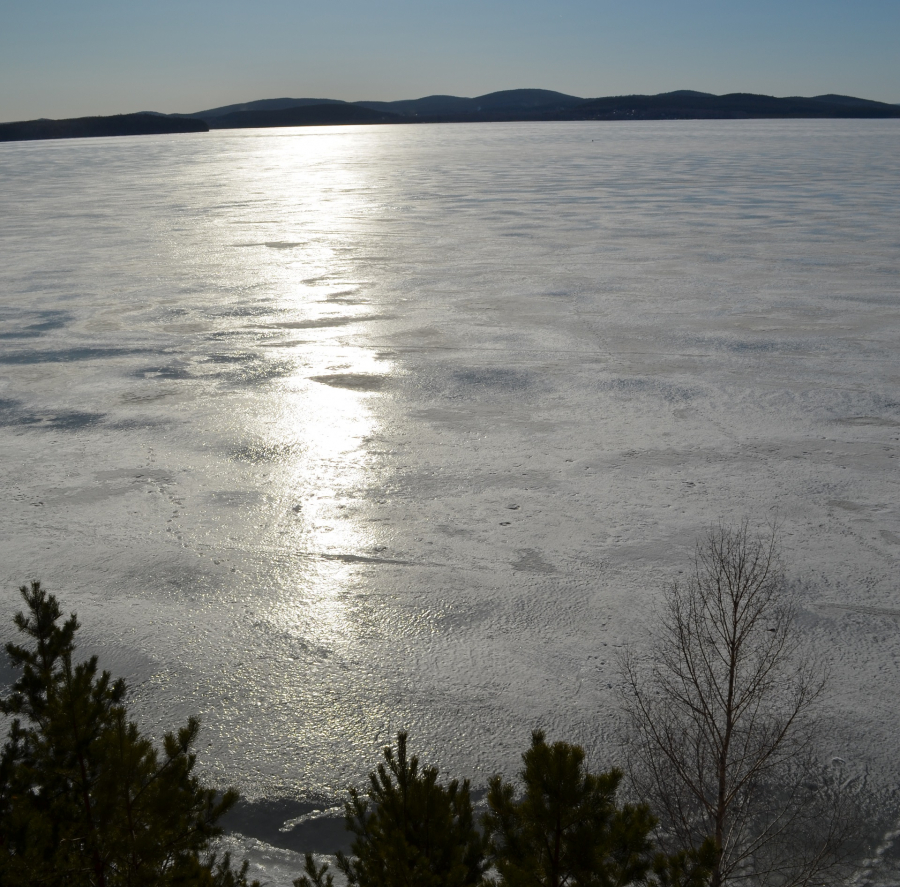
3 89 899 143
0 113 208 143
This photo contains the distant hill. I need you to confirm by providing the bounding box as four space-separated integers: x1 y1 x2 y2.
809 94 897 109
563 92 900 120
184 90 900 128
184 97 348 119
355 89 586 118
0 113 208 142
205 103 401 129
181 89 584 121
4 91 898 143
662 90 716 98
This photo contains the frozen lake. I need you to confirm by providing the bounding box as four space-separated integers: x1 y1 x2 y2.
1 120 899 881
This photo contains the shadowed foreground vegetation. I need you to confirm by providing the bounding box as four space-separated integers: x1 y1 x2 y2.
0 525 869 885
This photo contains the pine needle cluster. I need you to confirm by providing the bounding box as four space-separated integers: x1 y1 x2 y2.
0 581 258 887
297 730 714 887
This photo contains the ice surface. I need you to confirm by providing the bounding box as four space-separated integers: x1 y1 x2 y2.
0 120 898 883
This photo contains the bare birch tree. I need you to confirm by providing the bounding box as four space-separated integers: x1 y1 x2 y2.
620 522 851 887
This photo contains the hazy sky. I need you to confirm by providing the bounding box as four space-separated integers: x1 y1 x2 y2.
1 0 898 121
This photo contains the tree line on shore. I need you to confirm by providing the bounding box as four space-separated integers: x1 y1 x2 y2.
0 524 863 886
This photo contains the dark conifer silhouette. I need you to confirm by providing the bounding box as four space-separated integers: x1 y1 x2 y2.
0 581 256 886
295 731 487 887
484 731 715 887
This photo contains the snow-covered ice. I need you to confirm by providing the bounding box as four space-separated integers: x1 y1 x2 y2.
0 120 898 882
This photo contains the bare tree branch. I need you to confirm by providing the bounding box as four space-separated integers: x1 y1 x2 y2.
618 522 853 887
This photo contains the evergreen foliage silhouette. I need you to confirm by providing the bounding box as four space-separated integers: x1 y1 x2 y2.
0 581 257 886
295 730 487 887
484 730 715 887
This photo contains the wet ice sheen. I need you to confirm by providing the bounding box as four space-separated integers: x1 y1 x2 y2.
1 121 899 879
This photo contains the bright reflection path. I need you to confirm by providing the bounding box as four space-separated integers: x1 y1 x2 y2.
269 350 389 647
216 129 396 647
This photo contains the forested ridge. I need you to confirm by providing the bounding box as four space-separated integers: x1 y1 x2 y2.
3 90 898 142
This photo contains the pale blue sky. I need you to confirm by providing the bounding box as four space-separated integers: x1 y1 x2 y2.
1 0 898 121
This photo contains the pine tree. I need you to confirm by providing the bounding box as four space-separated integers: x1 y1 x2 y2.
0 580 257 887
296 731 487 887
484 731 714 887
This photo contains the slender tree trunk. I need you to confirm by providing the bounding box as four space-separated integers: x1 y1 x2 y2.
77 750 107 887
712 594 739 887
66 661 107 887
119 718 140 883
553 807 562 887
